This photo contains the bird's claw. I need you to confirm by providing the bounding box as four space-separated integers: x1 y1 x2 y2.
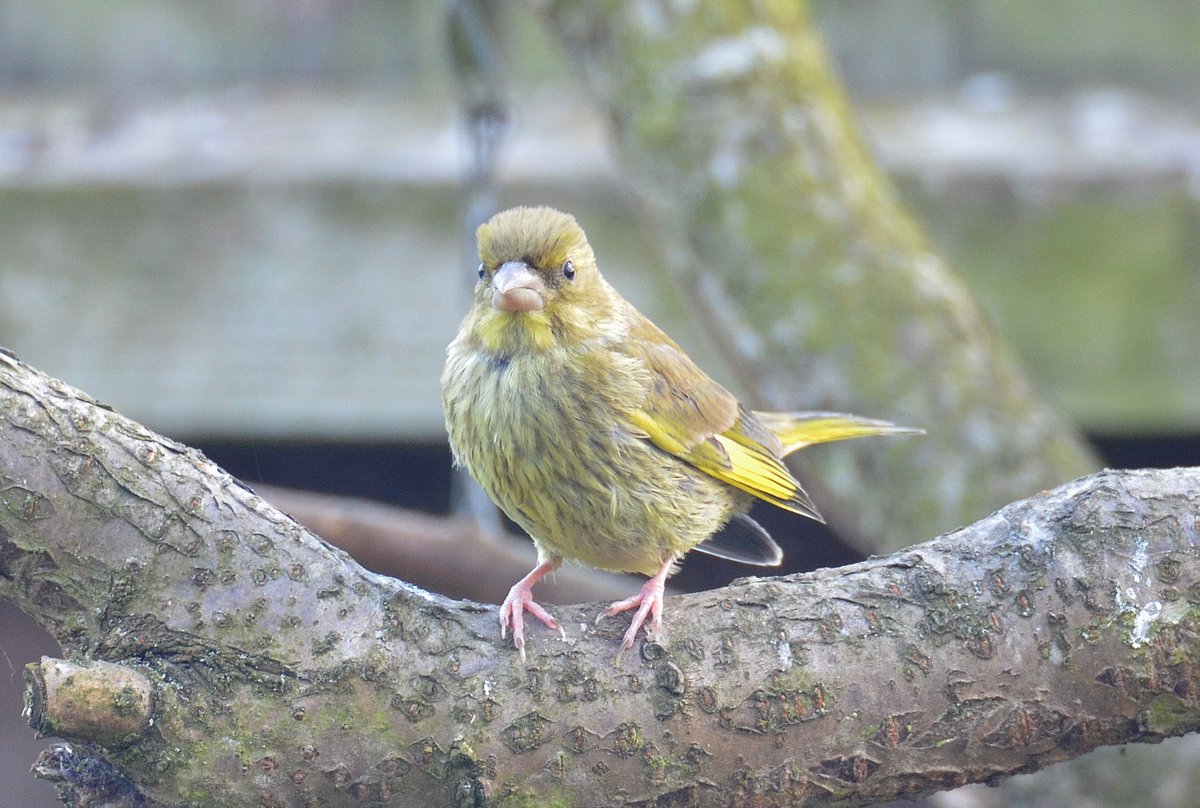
598 576 666 654
499 580 563 660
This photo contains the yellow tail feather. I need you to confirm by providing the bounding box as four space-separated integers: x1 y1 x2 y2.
753 411 924 457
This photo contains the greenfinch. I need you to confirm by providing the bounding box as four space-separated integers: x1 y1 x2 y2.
442 206 918 655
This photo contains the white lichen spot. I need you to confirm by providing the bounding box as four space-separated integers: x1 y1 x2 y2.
1023 517 1051 542
776 639 793 671
1128 536 1149 583
686 26 787 83
483 677 494 698
1130 601 1162 648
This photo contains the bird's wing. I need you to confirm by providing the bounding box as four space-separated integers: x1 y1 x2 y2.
621 316 821 520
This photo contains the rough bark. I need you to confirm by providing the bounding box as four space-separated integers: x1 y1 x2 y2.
3 354 1199 807
536 0 1099 553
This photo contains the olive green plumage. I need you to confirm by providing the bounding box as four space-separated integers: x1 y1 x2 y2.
442 206 917 652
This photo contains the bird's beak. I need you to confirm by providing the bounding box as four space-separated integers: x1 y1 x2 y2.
491 261 547 312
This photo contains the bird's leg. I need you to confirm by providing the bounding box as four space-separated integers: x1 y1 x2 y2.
599 555 676 653
499 556 564 658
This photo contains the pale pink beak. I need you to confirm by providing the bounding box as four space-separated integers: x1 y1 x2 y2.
491 261 547 312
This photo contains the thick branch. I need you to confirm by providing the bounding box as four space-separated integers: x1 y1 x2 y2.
2 354 1199 807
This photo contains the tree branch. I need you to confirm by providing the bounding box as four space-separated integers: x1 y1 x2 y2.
2 353 1198 807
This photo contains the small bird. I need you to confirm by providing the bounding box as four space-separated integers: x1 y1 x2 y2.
442 206 918 656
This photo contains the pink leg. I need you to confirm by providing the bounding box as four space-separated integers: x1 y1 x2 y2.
599 556 675 652
499 557 564 658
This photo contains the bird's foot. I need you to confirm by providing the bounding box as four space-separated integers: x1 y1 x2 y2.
598 558 673 658
499 559 564 660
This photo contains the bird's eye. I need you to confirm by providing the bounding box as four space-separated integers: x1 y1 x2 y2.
477 263 486 280
562 260 575 281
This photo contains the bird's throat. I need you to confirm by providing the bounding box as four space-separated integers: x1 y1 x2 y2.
474 307 554 356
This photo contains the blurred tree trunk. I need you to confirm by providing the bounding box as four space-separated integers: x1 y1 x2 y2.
538 0 1098 553
3 353 1199 807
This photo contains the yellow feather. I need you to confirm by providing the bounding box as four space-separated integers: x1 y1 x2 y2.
710 435 801 503
627 408 688 454
629 408 818 517
474 307 554 355
754 412 924 456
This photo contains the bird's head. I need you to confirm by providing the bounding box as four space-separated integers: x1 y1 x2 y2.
469 206 615 355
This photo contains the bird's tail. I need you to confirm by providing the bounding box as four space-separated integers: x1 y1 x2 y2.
752 411 924 457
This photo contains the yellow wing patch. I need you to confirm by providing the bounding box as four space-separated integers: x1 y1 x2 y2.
627 407 688 454
709 435 809 509
619 318 843 521
629 408 820 519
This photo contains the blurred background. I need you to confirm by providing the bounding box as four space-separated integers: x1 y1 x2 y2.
1 1 1198 805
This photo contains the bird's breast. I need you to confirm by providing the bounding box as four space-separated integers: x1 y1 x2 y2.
442 342 735 574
